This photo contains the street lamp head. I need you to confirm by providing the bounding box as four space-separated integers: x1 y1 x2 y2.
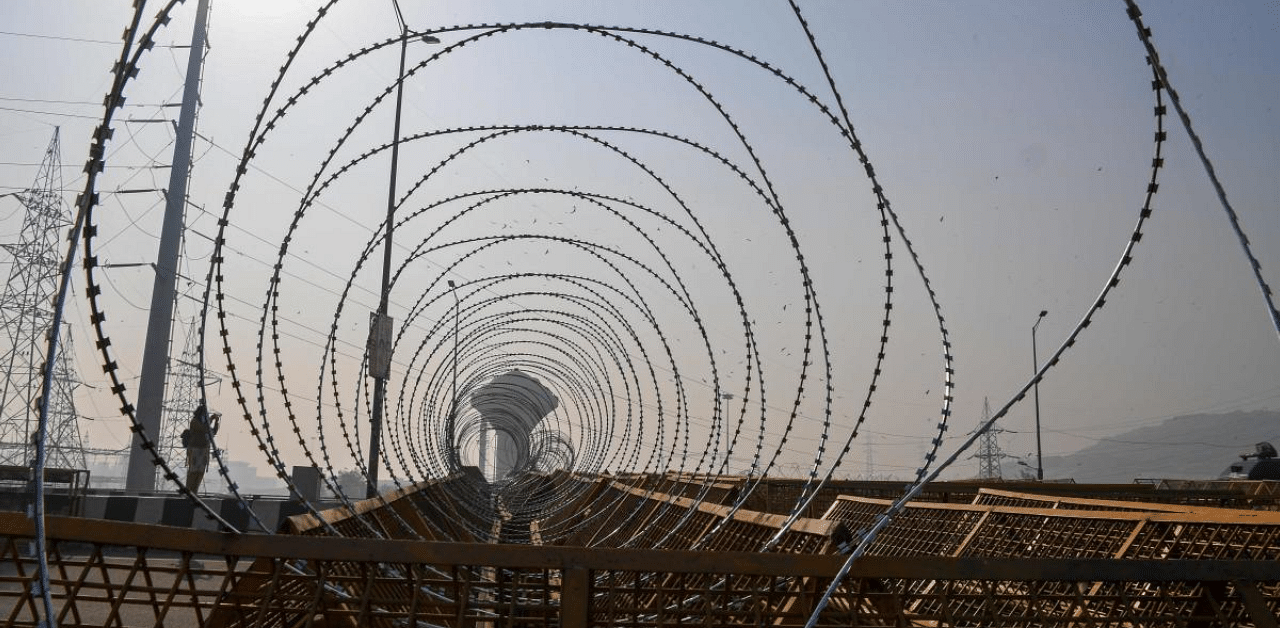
1038 310 1048 318
419 33 442 44
447 279 456 288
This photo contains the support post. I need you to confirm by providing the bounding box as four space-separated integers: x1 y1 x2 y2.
561 566 590 628
1234 581 1279 628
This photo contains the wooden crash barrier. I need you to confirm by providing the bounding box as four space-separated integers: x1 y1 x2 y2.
1 479 1278 627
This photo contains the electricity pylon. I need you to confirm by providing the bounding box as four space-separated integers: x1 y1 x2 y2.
157 317 204 487
0 129 87 470
971 397 1009 480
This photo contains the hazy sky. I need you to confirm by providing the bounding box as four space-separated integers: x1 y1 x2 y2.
0 1 1276 486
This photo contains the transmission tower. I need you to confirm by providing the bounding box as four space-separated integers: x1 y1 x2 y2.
864 435 875 479
157 317 200 486
156 313 223 488
0 128 87 470
971 397 1009 480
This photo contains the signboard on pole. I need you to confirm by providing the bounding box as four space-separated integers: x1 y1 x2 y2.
368 312 393 378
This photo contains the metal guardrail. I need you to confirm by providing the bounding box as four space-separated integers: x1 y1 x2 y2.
0 466 89 518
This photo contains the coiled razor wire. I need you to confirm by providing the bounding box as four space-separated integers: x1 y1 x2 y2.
22 0 1277 624
205 16 888 547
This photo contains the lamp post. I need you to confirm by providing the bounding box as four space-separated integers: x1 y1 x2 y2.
447 280 460 468
367 1 439 498
1031 309 1048 481
719 393 734 474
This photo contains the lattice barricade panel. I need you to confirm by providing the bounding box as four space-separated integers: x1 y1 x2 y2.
0 533 246 627
533 477 843 553
861 579 1274 628
821 496 984 558
972 487 1277 513
3 513 1279 627
823 493 1280 561
1125 520 1280 561
212 563 561 628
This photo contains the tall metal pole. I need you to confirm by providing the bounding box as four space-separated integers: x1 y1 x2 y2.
126 0 211 492
719 393 734 474
367 13 409 499
477 317 488 477
447 280 459 469
1032 309 1047 481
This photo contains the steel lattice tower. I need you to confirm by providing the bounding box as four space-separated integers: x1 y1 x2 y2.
0 129 87 470
156 317 205 486
973 397 1008 480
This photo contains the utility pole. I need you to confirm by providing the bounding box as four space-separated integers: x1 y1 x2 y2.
126 0 211 492
367 0 411 498
366 2 441 497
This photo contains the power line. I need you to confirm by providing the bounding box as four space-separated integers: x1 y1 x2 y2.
0 105 103 120
0 161 165 169
0 29 187 48
0 96 178 108
0 29 119 45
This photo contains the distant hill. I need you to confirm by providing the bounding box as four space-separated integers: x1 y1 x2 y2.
1038 410 1279 483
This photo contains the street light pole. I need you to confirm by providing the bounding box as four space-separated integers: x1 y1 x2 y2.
1032 309 1048 481
367 1 411 499
719 393 734 474
366 4 441 498
447 280 460 469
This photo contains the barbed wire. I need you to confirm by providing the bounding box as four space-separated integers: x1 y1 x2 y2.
28 0 1273 623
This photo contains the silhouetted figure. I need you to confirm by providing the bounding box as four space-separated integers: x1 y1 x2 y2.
182 403 220 493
